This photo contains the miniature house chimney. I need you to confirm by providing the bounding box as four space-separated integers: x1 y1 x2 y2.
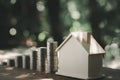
81 32 91 52
82 32 91 44
72 32 91 52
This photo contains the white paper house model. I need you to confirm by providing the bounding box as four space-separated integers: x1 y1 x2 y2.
56 32 105 79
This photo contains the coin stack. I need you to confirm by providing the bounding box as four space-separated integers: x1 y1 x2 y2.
47 41 58 73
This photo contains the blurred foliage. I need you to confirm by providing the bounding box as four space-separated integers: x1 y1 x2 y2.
95 0 120 46
60 0 120 47
0 0 120 48
60 0 91 35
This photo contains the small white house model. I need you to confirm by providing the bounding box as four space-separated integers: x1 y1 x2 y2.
56 32 105 79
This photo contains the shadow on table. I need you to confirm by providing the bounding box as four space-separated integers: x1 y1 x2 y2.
101 67 120 80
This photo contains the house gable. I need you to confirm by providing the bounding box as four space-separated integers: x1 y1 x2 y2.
57 35 89 79
56 32 91 53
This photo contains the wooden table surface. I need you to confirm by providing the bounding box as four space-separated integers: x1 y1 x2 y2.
0 66 120 80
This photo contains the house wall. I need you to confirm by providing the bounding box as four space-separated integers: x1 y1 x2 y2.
57 37 89 79
88 54 103 79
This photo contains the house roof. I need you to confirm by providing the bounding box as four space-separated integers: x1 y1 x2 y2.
56 32 105 55
56 34 72 52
